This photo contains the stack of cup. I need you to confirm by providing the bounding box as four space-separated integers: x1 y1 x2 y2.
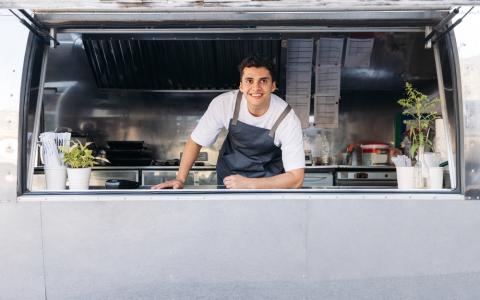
428 167 444 189
396 166 415 189
392 155 414 189
45 167 67 190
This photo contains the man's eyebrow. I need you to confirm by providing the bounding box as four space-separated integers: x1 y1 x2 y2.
243 76 270 80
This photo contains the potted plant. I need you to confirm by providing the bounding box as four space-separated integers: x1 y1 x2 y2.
59 140 108 190
398 82 440 157
398 82 439 187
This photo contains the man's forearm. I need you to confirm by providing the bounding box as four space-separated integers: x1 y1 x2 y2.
249 169 304 189
176 138 202 183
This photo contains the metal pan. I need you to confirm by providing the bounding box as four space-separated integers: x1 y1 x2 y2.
106 141 144 150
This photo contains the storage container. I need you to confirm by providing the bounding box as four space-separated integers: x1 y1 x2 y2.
361 143 390 165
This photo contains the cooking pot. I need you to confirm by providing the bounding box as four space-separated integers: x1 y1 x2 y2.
360 143 390 165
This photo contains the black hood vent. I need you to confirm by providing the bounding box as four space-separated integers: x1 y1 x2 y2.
82 36 281 90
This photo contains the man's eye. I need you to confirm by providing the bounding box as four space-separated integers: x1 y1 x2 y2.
246 79 253 84
260 79 267 84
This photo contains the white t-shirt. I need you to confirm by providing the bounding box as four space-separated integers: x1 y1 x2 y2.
191 90 305 171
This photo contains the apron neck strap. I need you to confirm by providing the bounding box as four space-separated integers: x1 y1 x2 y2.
269 104 292 138
232 90 243 126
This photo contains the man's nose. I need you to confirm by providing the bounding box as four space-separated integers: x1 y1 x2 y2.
252 81 262 89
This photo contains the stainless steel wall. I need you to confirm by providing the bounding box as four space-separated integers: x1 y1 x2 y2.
42 34 227 164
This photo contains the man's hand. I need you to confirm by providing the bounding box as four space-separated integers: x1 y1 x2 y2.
223 174 254 189
151 179 184 190
223 168 304 189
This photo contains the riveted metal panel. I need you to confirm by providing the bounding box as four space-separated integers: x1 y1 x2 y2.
454 7 480 199
0 0 470 11
0 13 29 202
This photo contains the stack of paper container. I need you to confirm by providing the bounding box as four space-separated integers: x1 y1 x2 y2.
314 38 344 128
285 39 314 128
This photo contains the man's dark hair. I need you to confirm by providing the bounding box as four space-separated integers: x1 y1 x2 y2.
238 55 277 82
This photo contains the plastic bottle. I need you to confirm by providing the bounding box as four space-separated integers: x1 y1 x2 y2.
318 133 330 165
414 145 427 188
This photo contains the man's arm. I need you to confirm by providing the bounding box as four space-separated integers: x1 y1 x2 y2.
151 138 201 189
223 168 304 189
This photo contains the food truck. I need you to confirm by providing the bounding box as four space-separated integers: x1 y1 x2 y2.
1 1 480 298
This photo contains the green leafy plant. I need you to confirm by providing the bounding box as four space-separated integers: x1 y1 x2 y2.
398 82 440 158
59 140 108 168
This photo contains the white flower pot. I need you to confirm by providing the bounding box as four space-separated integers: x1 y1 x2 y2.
67 167 91 190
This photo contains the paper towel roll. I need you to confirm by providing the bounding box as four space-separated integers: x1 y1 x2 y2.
434 118 448 161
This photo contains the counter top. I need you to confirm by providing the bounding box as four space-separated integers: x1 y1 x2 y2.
35 165 396 171
100 185 395 190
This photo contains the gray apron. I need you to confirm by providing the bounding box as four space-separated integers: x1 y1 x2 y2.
216 91 292 185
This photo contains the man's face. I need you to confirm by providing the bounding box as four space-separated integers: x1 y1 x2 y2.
239 67 276 108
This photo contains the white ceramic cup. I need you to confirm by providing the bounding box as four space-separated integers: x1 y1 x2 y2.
396 166 415 189
44 167 67 190
428 167 444 189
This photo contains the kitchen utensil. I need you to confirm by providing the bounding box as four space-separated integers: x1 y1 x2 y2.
107 141 145 150
392 155 411 167
105 179 140 189
423 152 442 168
108 158 152 166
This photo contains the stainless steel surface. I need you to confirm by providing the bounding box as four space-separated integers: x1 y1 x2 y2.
0 14 29 202
29 10 451 27
433 41 456 189
336 171 397 180
61 27 426 34
195 171 217 186
41 33 227 165
38 31 442 167
81 38 280 90
5 1 458 11
89 170 138 187
32 169 139 190
27 46 49 191
455 7 480 199
336 170 397 187
303 172 334 187
142 170 195 186
32 165 402 190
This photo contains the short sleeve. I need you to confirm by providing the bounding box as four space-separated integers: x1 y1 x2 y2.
191 93 232 147
277 111 305 171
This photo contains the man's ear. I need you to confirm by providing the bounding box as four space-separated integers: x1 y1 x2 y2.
271 81 277 92
239 81 244 92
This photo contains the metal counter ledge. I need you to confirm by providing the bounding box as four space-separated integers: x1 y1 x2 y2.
34 165 396 171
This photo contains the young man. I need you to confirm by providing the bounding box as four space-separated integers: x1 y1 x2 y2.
152 56 304 189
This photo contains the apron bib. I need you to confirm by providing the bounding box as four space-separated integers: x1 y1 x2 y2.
216 91 291 185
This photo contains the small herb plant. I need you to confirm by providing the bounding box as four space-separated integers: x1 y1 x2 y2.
398 82 440 158
59 140 108 168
